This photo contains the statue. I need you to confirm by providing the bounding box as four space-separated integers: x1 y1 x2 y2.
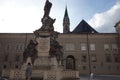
41 16 55 31
43 0 52 18
23 40 38 64
34 0 56 33
56 45 63 65
49 38 63 65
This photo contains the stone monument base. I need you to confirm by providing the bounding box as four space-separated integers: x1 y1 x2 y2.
33 56 59 70
34 56 50 67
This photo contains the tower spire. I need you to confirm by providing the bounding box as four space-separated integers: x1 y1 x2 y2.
63 6 70 33
64 6 69 18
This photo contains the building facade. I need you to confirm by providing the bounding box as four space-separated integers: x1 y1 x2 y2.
0 8 120 76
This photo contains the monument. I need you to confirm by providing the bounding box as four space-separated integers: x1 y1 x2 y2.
33 0 63 68
2 0 79 80
23 0 64 79
22 0 63 68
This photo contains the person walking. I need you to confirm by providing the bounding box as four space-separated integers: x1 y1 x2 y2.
26 63 32 80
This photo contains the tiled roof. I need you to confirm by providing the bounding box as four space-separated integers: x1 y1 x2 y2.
72 20 98 33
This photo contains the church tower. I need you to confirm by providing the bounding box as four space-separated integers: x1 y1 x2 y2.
63 6 70 33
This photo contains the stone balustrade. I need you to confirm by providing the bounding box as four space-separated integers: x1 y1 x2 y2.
2 69 79 80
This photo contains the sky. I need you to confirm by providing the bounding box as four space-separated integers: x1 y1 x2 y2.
0 0 120 33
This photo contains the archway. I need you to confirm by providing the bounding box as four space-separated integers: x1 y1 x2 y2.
66 55 76 70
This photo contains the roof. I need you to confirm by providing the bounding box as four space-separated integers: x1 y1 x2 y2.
72 20 98 34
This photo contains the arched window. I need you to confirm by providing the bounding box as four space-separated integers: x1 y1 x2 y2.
15 65 19 69
66 55 75 70
3 65 7 69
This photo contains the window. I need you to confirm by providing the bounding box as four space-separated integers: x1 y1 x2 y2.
90 44 95 51
81 55 87 62
108 66 111 70
91 54 97 62
15 65 19 69
3 65 7 69
116 66 120 70
81 43 87 51
114 54 120 63
15 55 20 62
5 44 11 51
66 43 75 51
16 44 24 51
112 44 118 51
105 54 112 62
82 66 86 70
104 44 109 51
100 62 103 67
92 65 96 69
4 55 8 62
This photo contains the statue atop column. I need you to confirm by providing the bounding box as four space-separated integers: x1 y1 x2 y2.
43 0 52 18
34 0 56 36
33 0 63 66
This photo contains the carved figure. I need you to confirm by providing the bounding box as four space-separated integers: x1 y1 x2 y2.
39 0 55 32
41 17 55 31
43 0 52 18
23 40 38 64
33 0 56 34
49 38 63 65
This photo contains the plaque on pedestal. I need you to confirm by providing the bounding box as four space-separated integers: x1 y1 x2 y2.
36 36 50 57
34 56 50 66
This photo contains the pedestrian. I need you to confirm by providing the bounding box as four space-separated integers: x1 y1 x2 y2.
26 63 32 80
90 73 94 80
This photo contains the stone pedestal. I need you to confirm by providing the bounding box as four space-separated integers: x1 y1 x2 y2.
34 57 49 66
36 32 50 57
50 57 58 70
34 31 51 70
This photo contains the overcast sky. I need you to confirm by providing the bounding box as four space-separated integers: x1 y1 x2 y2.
0 0 120 33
